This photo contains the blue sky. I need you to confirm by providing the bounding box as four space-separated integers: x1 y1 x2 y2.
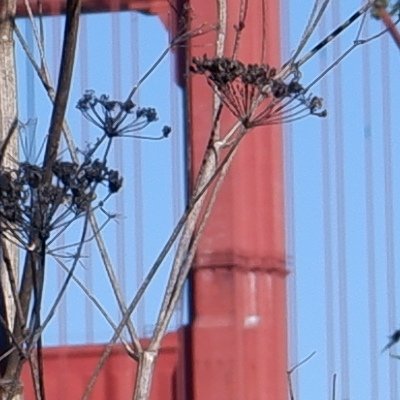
14 2 400 399
282 1 400 399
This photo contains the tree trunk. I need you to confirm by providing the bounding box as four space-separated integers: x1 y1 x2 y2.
0 0 21 398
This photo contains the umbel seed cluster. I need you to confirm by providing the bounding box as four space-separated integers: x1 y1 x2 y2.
0 158 123 239
190 55 326 127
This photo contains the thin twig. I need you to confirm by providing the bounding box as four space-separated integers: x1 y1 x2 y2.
0 117 17 165
283 0 330 71
126 24 216 102
23 0 48 71
296 2 372 68
287 351 317 400
27 352 40 400
288 351 317 374
88 212 142 357
260 0 267 63
331 373 337 400
0 313 25 359
213 0 226 140
231 0 247 59
36 215 89 334
13 24 53 93
54 257 132 346
304 14 398 93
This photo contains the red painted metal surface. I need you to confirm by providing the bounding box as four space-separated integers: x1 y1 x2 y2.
186 0 288 399
16 0 169 16
21 332 180 399
15 0 177 60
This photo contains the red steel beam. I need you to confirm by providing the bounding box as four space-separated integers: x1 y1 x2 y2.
187 0 288 399
21 332 181 399
16 0 169 16
15 0 178 73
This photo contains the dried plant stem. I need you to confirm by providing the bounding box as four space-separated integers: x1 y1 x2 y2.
375 6 400 49
283 0 330 71
331 373 337 400
150 154 220 338
0 118 17 164
151 131 243 340
131 351 157 400
42 0 81 181
287 351 317 400
88 212 142 356
231 0 247 58
213 0 227 140
150 0 230 339
157 137 241 340
0 0 20 398
22 0 48 71
126 25 215 102
131 137 243 399
296 1 372 68
54 257 118 331
36 217 88 335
